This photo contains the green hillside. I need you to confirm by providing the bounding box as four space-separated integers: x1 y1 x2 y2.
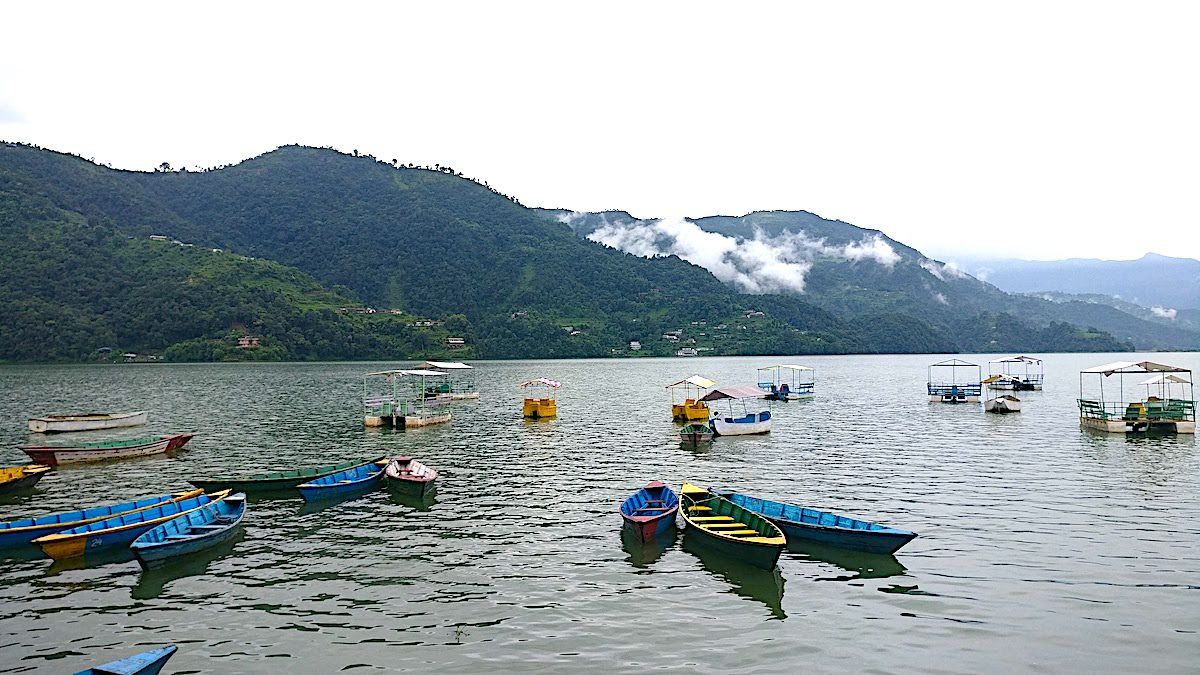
0 143 1133 362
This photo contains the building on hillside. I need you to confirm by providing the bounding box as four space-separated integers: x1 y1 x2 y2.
629 341 641 351
236 336 261 349
149 235 168 241
446 337 466 350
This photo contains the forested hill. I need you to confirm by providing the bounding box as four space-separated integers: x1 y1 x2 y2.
541 208 1200 351
0 142 1132 362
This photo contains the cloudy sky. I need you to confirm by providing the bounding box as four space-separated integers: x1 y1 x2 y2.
1 1 1196 261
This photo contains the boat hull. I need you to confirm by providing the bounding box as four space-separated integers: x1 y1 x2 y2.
75 644 177 675
188 456 384 493
710 412 771 436
984 396 1021 413
19 434 194 467
298 462 386 502
384 457 438 496
132 496 246 569
681 520 782 569
1080 417 1196 434
620 481 680 543
717 490 918 555
29 411 148 434
523 398 557 418
34 491 226 561
0 466 51 494
0 491 195 549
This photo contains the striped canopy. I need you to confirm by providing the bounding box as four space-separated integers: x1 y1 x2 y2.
518 378 561 389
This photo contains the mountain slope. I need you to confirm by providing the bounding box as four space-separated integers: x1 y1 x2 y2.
542 208 1199 350
0 143 1135 360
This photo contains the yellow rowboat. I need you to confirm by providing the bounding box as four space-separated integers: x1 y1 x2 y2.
680 482 785 569
0 465 52 493
34 489 230 561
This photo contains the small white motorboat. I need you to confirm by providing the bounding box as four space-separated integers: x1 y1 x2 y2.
699 384 772 436
984 395 1021 414
27 411 148 434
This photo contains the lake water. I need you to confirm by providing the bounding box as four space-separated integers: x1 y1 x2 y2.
0 353 1197 673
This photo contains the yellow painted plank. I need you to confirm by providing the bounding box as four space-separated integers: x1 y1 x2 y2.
740 536 786 545
690 516 734 522
687 505 712 511
719 529 762 536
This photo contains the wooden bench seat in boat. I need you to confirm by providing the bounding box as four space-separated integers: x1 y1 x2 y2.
705 523 750 529
722 529 762 536
690 516 734 522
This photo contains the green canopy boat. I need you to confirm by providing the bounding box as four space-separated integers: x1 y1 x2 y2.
188 456 384 493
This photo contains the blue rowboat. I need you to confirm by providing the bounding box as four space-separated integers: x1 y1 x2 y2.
297 460 386 502
33 490 231 561
619 481 679 541
74 644 177 675
130 493 247 569
0 490 201 549
712 489 917 555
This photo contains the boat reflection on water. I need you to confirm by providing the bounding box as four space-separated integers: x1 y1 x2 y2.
45 545 139 575
786 540 907 581
131 532 243 600
298 490 382 516
681 532 786 619
620 524 676 568
387 485 438 512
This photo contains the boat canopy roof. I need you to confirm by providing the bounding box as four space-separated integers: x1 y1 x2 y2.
1082 361 1191 375
757 364 814 371
982 374 1021 384
930 358 978 367
421 361 473 370
990 355 1042 364
1137 373 1192 385
518 378 561 389
365 369 447 377
699 384 767 402
665 375 716 389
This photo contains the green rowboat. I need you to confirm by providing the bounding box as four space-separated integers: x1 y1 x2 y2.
679 482 785 570
188 456 384 493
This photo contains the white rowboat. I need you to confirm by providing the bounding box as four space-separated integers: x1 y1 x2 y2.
28 411 148 434
984 395 1021 414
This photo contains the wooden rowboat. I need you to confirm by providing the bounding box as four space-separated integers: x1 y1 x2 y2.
297 460 386 502
679 483 784 569
33 490 230 560
620 481 679 541
188 456 385 493
18 433 195 467
29 411 148 434
384 456 438 496
0 490 201 549
74 644 177 675
0 465 51 493
131 493 246 569
713 489 917 555
679 422 713 444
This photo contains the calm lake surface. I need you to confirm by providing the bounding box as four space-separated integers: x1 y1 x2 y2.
1 353 1197 673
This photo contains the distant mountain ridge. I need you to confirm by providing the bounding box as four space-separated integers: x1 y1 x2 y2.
0 142 1159 361
539 208 1200 350
954 253 1200 310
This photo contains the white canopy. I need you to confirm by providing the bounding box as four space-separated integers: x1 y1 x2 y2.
990 355 1042 364
665 375 716 389
930 358 978 367
1137 373 1192 385
758 364 814 371
422 361 473 370
519 378 561 389
1082 361 1191 376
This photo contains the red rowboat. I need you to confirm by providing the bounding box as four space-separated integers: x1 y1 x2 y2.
384 456 438 495
620 481 680 541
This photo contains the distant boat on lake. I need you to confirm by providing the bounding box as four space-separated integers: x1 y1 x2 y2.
18 433 194 466
28 411 147 434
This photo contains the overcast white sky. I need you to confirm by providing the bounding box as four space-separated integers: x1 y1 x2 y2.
1 1 1196 261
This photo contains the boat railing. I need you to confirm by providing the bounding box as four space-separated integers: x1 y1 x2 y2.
1078 399 1196 422
927 383 981 396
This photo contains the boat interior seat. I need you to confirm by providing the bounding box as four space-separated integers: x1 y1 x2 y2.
690 515 734 522
165 534 194 540
723 529 761 536
705 523 748 529
688 505 711 511
190 524 228 531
